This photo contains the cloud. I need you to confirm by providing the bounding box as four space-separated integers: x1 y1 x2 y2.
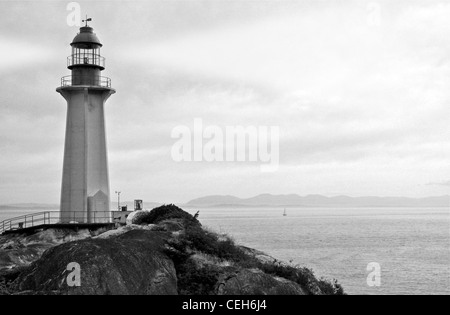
1 1 450 202
0 37 58 73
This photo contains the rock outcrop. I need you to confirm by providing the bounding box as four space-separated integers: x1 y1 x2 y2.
1 205 345 295
14 230 177 295
216 268 306 295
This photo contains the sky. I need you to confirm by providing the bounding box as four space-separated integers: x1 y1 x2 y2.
0 0 449 204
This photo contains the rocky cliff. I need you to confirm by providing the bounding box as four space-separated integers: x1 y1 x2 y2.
0 205 344 295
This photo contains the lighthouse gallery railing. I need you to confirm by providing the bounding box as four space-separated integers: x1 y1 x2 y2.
60 75 112 88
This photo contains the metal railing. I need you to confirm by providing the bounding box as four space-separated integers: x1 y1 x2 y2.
60 75 112 88
67 54 105 69
0 211 113 234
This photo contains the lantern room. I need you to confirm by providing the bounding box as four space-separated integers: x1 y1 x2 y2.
68 26 105 70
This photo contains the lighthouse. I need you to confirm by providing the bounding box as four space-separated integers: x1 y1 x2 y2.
57 20 115 223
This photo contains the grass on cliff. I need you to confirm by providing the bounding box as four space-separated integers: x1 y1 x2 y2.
141 205 345 295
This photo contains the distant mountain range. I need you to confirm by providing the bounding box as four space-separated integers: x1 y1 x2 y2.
185 194 450 207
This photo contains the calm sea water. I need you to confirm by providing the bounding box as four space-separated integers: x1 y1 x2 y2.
1 207 449 295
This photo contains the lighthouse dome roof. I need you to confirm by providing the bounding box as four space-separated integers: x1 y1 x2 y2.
71 26 102 47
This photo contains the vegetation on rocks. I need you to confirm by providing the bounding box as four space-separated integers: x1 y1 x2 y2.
159 206 345 295
132 204 199 225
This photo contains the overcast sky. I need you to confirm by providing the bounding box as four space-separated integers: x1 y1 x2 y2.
0 0 449 204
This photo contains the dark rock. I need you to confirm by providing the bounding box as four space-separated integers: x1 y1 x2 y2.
0 267 25 295
215 268 306 295
15 230 178 295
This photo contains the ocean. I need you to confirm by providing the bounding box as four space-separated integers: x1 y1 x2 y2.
1 206 449 295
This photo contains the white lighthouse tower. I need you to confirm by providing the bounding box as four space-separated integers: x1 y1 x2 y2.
57 20 115 223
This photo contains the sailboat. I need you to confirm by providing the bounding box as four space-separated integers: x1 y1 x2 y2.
283 208 287 216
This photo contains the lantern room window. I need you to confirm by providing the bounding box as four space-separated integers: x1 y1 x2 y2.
68 45 105 69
